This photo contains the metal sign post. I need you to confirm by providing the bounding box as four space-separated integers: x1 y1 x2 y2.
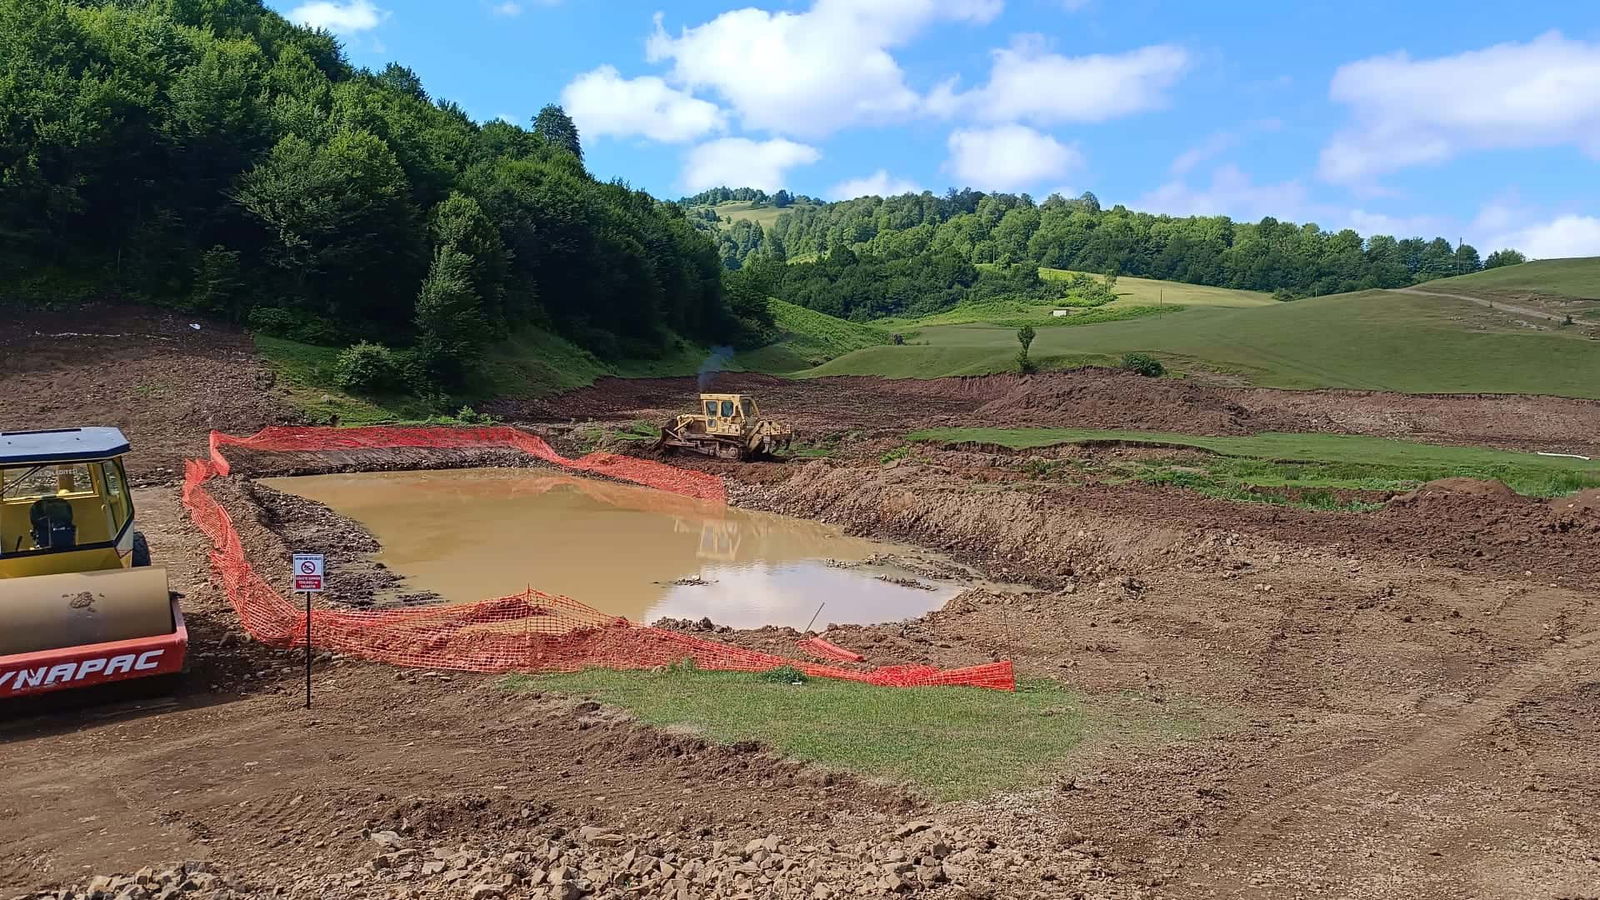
292 554 326 709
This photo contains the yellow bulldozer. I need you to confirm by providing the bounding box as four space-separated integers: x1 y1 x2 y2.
0 428 187 699
658 393 793 461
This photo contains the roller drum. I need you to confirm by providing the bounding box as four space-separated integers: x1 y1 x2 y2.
0 568 174 655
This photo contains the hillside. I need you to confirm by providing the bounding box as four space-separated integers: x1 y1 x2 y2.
1423 257 1599 301
1 0 744 410
807 287 1600 397
738 299 890 373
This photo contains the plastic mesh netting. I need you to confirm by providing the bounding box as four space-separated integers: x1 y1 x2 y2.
184 427 1014 691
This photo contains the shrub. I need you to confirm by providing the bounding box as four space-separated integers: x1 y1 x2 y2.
247 306 340 344
757 666 808 684
333 341 410 394
1120 352 1166 377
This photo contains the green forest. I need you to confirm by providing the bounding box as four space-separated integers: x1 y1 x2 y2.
0 0 757 396
693 188 1526 317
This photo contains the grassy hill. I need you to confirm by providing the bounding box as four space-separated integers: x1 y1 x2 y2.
1423 257 1599 301
702 200 818 230
807 288 1600 397
739 299 891 373
259 325 732 424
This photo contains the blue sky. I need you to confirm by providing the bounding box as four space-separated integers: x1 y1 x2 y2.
273 0 1600 258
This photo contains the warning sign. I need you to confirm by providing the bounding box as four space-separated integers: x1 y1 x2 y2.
292 553 325 593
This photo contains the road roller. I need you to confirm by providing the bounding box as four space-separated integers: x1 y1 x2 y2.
0 428 186 699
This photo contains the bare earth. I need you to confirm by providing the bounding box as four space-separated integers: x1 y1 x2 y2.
4 311 1599 900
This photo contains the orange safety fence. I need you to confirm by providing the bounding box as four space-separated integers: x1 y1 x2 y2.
799 636 866 663
184 427 1015 691
210 425 726 503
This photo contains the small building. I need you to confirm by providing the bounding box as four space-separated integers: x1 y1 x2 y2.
1051 309 1072 317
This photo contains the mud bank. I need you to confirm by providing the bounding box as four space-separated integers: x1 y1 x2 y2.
732 457 1600 587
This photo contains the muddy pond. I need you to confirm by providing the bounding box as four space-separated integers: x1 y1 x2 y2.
259 467 964 629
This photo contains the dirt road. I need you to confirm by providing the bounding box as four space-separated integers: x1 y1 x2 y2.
1401 285 1574 323
5 309 1600 899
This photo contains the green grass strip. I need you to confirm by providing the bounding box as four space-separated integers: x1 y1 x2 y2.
907 428 1600 497
506 667 1182 801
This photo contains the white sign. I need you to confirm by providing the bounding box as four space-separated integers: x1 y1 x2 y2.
292 553 326 593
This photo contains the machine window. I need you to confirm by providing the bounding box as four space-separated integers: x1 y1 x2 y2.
100 460 132 533
704 401 718 417
1 464 95 501
720 400 735 417
740 399 755 418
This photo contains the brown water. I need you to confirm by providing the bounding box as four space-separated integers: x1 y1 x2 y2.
259 468 961 629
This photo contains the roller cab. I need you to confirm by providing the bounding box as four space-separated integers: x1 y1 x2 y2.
0 428 186 699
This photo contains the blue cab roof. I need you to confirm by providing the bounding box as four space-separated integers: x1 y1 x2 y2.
0 428 132 465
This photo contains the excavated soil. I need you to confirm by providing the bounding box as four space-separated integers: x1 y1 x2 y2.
5 309 1600 899
522 368 1600 454
0 305 291 481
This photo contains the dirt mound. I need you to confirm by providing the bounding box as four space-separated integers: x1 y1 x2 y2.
0 304 289 481
1391 477 1520 503
1550 488 1600 517
974 369 1316 435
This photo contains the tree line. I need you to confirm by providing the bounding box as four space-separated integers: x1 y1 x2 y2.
729 250 1104 322
1 0 750 396
711 189 1527 300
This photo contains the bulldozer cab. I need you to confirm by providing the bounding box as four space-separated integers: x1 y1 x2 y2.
1 428 137 578
699 393 757 437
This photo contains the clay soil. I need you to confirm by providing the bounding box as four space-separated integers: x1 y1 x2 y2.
4 310 1600 899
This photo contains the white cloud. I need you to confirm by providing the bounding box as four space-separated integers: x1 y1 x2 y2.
928 37 1189 124
1485 215 1600 260
945 125 1085 192
1343 209 1447 239
287 0 387 34
680 138 821 193
1320 32 1600 184
647 0 1002 139
562 66 726 144
829 170 924 200
1140 165 1310 222
491 1 522 16
1168 132 1238 177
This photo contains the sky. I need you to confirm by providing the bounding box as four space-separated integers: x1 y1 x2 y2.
271 0 1600 259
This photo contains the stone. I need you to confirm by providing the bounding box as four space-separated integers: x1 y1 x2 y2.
578 826 624 847
894 822 932 839
467 885 502 900
369 830 408 850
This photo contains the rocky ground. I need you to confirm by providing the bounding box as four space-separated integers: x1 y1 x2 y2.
4 310 1600 900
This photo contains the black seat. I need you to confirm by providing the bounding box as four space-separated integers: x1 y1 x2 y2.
29 496 76 550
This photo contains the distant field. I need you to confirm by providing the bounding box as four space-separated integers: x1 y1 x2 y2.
703 200 815 230
1041 269 1275 309
807 289 1600 397
877 300 1180 330
908 428 1600 497
1425 257 1599 300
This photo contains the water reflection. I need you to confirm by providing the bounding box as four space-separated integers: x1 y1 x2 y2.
259 468 958 629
